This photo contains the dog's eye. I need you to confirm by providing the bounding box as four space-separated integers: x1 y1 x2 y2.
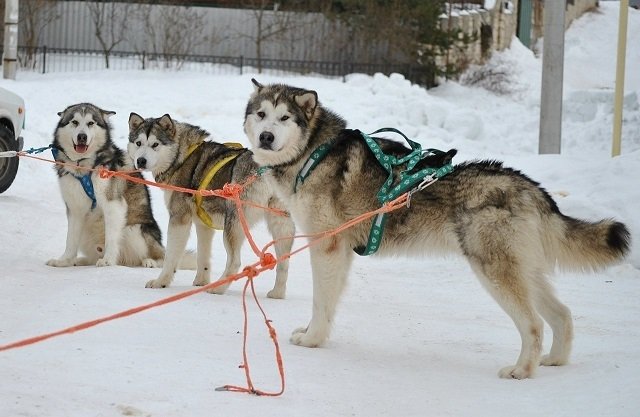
71 120 79 126
280 115 289 122
151 143 159 149
87 121 94 127
136 141 141 147
257 111 265 119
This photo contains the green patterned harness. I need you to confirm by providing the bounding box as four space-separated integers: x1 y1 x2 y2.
295 128 454 256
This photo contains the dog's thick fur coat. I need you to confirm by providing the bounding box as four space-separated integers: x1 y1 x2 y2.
128 113 295 298
47 103 170 268
243 79 631 379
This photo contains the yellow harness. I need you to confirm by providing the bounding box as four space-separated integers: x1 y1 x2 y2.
186 141 245 229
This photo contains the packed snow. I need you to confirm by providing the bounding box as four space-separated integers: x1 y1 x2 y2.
1 2 639 416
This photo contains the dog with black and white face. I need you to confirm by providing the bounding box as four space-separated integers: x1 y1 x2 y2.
243 79 630 379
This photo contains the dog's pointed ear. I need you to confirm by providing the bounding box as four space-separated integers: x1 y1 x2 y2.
102 110 116 119
295 91 318 120
128 112 144 131
251 78 264 92
158 114 175 134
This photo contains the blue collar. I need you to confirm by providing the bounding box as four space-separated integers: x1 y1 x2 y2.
51 147 97 209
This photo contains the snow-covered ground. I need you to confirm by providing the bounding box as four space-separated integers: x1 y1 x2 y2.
1 3 639 416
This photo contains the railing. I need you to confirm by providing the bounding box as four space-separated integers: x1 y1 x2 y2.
11 46 436 87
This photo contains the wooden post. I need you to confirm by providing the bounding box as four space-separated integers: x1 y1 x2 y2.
612 0 629 157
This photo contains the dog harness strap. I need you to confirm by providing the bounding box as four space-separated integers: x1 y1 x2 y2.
355 130 454 256
185 142 203 159
195 144 245 229
79 174 97 210
51 147 97 210
294 128 453 256
294 141 335 192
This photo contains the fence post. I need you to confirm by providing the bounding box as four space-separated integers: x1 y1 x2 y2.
240 55 243 75
42 46 47 74
142 51 146 70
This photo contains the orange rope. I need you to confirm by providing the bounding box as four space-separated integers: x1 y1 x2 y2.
0 269 247 352
7 150 412 397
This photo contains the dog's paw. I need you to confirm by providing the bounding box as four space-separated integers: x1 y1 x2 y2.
96 257 115 267
141 258 159 268
207 282 230 295
266 287 285 299
290 327 322 348
192 275 210 287
46 258 76 267
498 365 534 380
540 354 568 367
145 278 169 288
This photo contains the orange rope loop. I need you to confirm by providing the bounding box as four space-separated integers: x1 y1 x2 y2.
220 182 244 198
98 166 115 179
259 252 277 270
242 266 259 279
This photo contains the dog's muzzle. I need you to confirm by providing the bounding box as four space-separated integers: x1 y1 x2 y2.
74 133 89 154
136 157 147 169
259 131 275 150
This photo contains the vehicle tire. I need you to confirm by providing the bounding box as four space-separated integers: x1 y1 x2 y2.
0 124 19 194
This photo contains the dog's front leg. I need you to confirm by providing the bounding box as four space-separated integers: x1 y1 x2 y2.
265 206 295 299
290 235 354 347
46 208 87 267
96 198 127 267
146 215 191 288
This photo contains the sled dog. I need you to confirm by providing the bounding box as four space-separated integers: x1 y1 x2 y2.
47 103 173 268
127 113 295 298
243 79 631 379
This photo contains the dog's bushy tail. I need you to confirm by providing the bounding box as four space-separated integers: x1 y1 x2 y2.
552 215 630 272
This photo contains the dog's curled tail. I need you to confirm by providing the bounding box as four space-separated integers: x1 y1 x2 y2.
553 215 630 272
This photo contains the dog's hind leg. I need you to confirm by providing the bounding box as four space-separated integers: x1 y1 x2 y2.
146 215 191 288
192 222 214 287
469 258 544 379
290 235 353 348
265 203 295 299
533 280 573 366
461 209 544 379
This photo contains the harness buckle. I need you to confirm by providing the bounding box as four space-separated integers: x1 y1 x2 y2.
406 174 437 208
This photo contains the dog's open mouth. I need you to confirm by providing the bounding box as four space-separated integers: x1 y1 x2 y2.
74 144 89 154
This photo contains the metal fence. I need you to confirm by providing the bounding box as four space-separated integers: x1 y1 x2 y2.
16 46 435 86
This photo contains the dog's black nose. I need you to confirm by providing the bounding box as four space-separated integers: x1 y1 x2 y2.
77 133 87 144
259 131 275 147
137 157 147 169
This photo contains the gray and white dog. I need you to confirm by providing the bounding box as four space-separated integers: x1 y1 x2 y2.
243 79 631 379
47 103 171 268
127 113 295 298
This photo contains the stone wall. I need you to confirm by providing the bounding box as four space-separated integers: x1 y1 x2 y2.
438 0 599 75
